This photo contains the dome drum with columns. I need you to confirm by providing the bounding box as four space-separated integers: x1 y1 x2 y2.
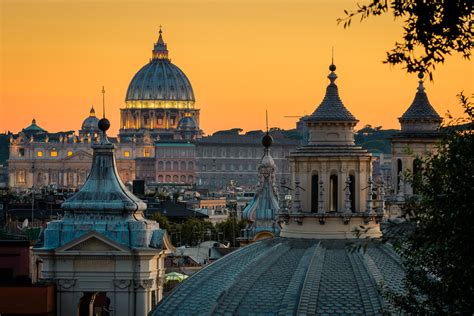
119 28 200 140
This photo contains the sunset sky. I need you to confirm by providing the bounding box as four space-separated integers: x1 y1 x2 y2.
1 0 472 136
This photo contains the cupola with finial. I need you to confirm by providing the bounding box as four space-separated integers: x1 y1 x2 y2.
399 71 442 133
152 26 169 60
305 56 358 146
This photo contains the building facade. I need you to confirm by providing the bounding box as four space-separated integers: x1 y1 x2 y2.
8 119 135 190
195 129 298 189
33 119 172 316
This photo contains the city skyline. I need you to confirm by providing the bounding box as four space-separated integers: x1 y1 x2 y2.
1 0 472 136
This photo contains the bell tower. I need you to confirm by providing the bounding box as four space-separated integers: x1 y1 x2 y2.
280 62 383 239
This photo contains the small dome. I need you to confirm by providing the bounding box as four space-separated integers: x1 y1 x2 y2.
177 116 198 131
81 107 100 132
23 118 47 134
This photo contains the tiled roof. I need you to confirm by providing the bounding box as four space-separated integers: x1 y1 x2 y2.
152 238 405 315
400 81 441 121
61 135 146 213
308 70 357 122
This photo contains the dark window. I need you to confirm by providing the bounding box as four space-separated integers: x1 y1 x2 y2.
330 175 338 212
311 174 319 212
397 159 403 192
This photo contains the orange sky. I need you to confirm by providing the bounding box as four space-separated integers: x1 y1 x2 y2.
1 0 472 136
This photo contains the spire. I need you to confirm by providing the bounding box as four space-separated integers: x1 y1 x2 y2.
242 117 280 237
152 25 169 60
62 100 146 213
307 61 357 122
399 72 441 122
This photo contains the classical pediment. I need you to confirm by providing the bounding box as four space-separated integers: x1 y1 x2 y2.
62 150 92 161
56 231 129 253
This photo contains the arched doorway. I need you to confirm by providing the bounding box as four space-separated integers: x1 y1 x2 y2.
78 292 111 316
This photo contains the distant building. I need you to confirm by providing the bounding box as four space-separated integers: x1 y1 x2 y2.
8 118 135 190
195 128 298 189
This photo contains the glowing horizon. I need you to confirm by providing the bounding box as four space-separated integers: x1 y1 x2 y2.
1 0 472 136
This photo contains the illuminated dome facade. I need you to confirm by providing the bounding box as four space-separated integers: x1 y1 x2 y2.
125 59 195 102
120 28 200 140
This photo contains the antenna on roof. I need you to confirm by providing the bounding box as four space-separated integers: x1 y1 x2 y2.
266 109 269 133
101 86 106 118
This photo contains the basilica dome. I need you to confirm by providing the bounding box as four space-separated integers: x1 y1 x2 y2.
125 29 195 103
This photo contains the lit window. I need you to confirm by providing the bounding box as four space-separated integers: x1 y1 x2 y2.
67 151 73 156
50 150 58 157
124 151 130 157
37 151 43 157
17 170 26 184
144 150 150 157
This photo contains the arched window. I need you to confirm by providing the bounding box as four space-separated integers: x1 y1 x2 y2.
188 175 194 183
349 174 356 212
311 174 319 213
173 175 178 183
188 161 194 171
397 159 403 192
180 175 186 183
157 161 164 170
330 174 338 212
165 175 171 183
181 161 186 170
165 161 171 171
157 175 163 183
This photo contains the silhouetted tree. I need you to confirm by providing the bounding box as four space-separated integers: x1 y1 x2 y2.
384 94 474 314
339 0 472 78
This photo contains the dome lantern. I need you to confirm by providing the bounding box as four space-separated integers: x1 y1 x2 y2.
152 26 169 60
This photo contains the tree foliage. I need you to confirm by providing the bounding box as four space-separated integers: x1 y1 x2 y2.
150 212 172 232
338 0 473 78
385 94 474 314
